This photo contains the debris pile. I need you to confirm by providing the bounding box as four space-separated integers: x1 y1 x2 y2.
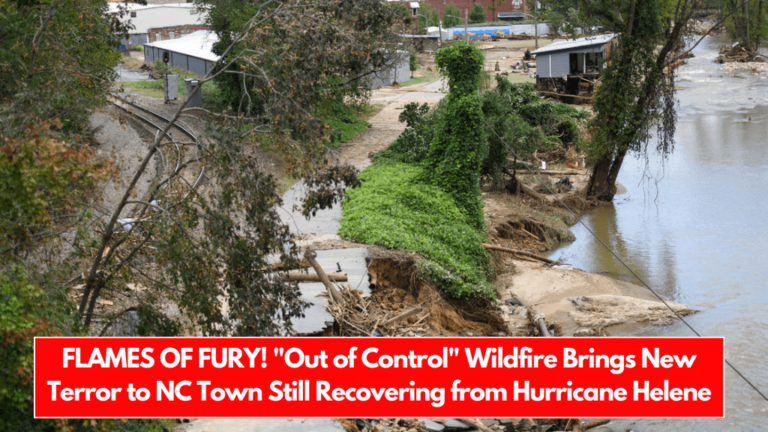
568 295 697 328
715 42 764 63
689 16 721 36
721 61 768 74
342 418 605 432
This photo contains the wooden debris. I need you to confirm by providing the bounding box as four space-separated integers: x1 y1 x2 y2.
280 271 348 282
482 243 565 266
327 285 429 337
304 248 345 305
263 258 311 272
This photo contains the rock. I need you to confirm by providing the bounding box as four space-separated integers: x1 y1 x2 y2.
481 419 499 427
443 419 472 430
374 424 390 432
422 420 446 431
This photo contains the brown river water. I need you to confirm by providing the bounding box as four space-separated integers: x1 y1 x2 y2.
547 35 768 430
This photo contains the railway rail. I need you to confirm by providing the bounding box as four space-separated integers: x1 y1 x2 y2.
108 94 205 201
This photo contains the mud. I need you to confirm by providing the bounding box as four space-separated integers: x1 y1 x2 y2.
365 248 507 336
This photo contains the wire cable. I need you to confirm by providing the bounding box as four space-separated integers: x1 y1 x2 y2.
485 122 768 402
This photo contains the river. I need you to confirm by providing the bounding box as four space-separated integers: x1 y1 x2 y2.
547 35 768 430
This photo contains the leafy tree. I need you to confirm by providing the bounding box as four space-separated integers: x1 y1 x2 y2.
0 0 123 135
470 3 488 23
562 0 708 200
486 0 506 22
389 1 413 26
443 2 464 27
722 0 768 47
480 77 587 188
419 3 441 28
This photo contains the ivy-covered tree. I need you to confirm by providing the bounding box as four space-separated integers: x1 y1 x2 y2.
564 0 706 200
423 43 487 230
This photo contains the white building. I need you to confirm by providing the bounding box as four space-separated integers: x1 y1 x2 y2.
144 30 219 76
108 2 208 48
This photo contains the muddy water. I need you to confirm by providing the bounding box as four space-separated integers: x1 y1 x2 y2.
547 35 768 430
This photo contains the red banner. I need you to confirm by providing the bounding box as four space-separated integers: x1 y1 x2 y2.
34 337 724 418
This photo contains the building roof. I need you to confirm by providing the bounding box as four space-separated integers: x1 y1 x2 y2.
531 33 618 55
145 30 220 62
107 2 196 13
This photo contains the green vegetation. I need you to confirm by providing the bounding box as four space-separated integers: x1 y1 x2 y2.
349 47 587 299
343 42 492 298
400 68 441 87
465 20 537 27
443 3 463 27
340 163 492 298
469 4 487 23
321 104 377 148
418 3 441 28
131 44 144 52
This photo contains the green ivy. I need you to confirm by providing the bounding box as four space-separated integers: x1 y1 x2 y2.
340 163 492 298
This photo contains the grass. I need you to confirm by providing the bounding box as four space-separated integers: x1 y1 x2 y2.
500 73 535 84
119 79 222 101
401 68 441 87
340 162 493 298
322 103 383 148
465 20 537 27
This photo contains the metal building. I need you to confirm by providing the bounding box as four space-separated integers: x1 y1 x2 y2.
144 31 220 77
368 50 411 88
532 33 618 97
108 3 207 49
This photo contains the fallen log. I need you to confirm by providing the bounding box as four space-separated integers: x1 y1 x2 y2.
383 307 422 326
519 182 549 202
304 249 345 305
584 419 610 430
280 271 348 282
482 243 564 265
264 258 311 272
525 169 586 176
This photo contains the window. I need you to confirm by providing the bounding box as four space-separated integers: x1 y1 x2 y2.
130 11 136 18
412 8 417 17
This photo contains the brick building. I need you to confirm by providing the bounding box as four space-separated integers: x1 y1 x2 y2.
391 0 526 24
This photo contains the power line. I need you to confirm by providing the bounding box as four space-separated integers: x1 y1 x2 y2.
485 123 768 403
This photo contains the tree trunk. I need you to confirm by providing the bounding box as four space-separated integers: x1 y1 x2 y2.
586 147 627 201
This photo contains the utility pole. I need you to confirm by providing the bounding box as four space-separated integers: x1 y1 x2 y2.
534 0 539 49
436 0 443 45
465 8 469 43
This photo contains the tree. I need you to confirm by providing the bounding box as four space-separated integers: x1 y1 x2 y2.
443 2 464 27
722 0 768 47
487 0 507 22
470 3 487 23
424 43 487 229
419 3 441 28
0 0 123 136
563 0 707 200
0 0 124 427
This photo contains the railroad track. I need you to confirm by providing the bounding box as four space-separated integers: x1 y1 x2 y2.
108 94 205 201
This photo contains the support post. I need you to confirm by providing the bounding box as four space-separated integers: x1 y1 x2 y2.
436 0 443 45
465 8 469 42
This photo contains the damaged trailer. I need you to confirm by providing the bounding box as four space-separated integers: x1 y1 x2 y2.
532 33 618 102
